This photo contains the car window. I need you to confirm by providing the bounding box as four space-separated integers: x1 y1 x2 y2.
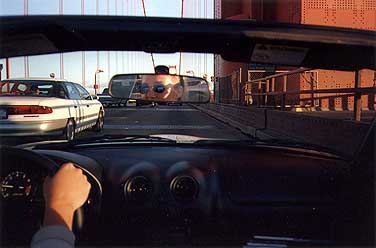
0 80 57 97
65 82 81 100
1 82 14 93
37 85 54 96
74 84 91 100
56 84 68 99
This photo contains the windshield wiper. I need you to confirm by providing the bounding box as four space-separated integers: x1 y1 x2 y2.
195 138 347 159
193 139 251 145
252 137 349 158
70 134 177 145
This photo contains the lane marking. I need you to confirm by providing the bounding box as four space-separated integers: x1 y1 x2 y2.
105 117 128 119
104 124 215 130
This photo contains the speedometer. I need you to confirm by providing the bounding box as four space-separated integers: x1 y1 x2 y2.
1 171 32 199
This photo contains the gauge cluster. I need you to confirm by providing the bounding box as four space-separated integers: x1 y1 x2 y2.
1 171 33 199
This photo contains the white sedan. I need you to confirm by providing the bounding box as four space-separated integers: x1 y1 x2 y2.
0 78 104 140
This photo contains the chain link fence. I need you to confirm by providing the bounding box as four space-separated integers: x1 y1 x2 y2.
218 69 241 104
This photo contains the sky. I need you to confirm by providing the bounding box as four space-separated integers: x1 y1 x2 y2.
0 0 214 94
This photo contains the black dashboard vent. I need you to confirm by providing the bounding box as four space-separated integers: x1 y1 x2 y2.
170 176 199 202
124 176 153 202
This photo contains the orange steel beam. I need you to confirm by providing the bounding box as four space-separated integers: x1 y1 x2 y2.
248 67 311 83
247 86 376 96
178 0 184 75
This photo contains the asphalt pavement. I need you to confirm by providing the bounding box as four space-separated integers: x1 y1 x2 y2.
93 104 249 139
1 104 249 146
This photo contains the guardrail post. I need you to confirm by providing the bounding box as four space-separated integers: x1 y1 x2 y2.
368 92 375 110
265 79 270 106
247 68 311 110
238 68 242 104
353 70 362 121
271 78 275 106
257 80 262 107
310 72 315 107
281 75 287 110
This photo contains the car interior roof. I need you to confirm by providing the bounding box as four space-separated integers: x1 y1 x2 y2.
0 15 375 71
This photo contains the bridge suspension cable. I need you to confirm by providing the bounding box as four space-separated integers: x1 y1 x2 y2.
24 0 29 78
122 0 125 72
141 0 156 69
59 0 64 79
198 0 201 77
178 0 184 75
96 0 100 90
81 0 86 86
107 0 111 83
204 0 207 76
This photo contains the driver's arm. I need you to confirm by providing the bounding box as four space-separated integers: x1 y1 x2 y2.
31 163 91 248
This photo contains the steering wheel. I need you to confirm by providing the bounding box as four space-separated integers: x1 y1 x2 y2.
0 146 87 245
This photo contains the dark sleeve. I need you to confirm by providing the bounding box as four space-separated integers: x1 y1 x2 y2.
31 225 75 248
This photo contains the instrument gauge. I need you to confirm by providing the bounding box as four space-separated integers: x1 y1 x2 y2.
1 171 32 199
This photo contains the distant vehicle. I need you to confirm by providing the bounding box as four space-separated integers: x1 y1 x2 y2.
126 99 137 106
0 78 104 140
167 102 183 106
97 88 123 107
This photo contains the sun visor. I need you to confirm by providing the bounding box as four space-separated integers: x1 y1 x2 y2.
251 44 309 66
1 33 58 58
1 16 375 70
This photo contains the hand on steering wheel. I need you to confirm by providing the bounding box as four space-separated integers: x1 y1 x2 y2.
0 146 94 245
43 163 91 231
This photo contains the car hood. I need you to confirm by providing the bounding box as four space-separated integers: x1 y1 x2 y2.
149 134 231 143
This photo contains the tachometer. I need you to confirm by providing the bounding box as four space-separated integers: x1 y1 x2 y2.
1 171 32 199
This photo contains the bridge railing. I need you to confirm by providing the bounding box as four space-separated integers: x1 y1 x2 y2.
244 68 376 121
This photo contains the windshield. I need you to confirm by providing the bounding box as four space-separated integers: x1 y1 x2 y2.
0 80 60 97
0 0 375 159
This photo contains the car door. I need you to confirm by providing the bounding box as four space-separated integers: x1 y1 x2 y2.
74 83 99 127
64 82 83 127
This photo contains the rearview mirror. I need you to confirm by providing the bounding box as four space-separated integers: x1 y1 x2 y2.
109 74 210 103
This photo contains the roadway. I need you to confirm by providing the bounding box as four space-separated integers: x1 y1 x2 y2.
90 104 249 139
1 104 249 146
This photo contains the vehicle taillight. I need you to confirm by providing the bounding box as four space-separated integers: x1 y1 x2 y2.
7 105 53 115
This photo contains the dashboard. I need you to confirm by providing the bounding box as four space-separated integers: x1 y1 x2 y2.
0 144 358 246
